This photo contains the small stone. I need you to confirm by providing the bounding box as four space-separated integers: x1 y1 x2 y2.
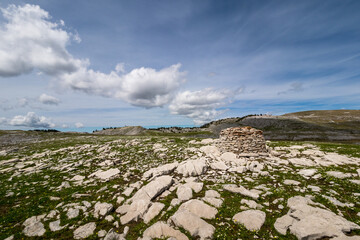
283 179 301 186
49 220 67 232
98 230 107 237
105 215 115 222
67 208 79 219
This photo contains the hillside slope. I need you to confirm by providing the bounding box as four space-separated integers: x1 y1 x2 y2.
202 110 360 142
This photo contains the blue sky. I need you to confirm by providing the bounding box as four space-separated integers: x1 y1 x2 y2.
0 0 359 130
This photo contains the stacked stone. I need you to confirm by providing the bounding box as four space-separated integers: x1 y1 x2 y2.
218 126 267 154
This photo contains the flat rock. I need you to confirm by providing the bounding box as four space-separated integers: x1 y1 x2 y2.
326 171 352 179
23 215 46 237
141 221 188 240
49 220 68 232
89 168 120 181
176 185 193 201
176 159 207 177
184 181 203 193
142 162 179 180
233 210 266 231
283 179 301 186
130 175 174 202
143 202 165 224
73 222 96 239
298 169 317 177
202 197 223 208
179 199 218 219
200 145 221 159
274 196 360 239
171 209 215 239
67 208 79 219
210 161 228 171
224 184 260 200
120 200 151 224
94 202 113 218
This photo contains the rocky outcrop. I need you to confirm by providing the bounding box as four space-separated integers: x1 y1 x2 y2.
274 196 360 239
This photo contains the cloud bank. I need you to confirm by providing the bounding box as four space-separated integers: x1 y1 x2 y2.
0 4 186 109
7 112 55 128
38 93 60 105
169 88 234 125
0 4 237 125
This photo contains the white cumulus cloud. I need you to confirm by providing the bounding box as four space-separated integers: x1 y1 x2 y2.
169 88 234 125
8 112 55 128
0 4 83 77
0 4 186 108
60 63 185 108
75 122 84 128
38 93 60 105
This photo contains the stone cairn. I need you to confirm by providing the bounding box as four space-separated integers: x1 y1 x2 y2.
217 126 268 155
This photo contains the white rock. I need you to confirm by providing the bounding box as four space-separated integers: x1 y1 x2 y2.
142 162 179 180
224 184 260 200
210 161 229 171
94 202 113 218
274 196 360 239
116 196 125 205
200 145 221 159
179 199 218 219
49 220 68 231
288 158 315 166
298 169 317 177
73 222 96 239
23 215 46 237
98 230 107 237
130 175 174 202
202 197 223 208
89 168 120 181
71 175 85 181
120 199 151 224
67 208 79 219
283 180 301 186
326 171 352 179
171 209 215 239
143 202 165 224
142 221 188 240
233 210 266 231
105 215 115 222
205 190 221 198
176 159 207 177
274 214 295 235
123 187 135 197
184 181 203 193
176 185 193 201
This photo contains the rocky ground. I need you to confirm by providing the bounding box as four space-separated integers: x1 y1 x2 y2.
0 134 360 239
